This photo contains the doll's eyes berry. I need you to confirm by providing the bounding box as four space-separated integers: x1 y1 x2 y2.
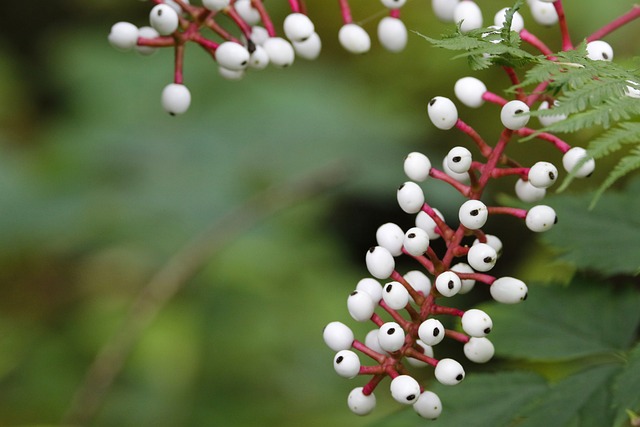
500 100 530 130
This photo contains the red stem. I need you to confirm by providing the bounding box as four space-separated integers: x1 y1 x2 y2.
481 91 508 106
352 340 386 364
422 203 454 239
515 127 571 152
455 272 496 285
174 43 185 84
250 0 277 36
338 0 353 24
362 374 386 395
390 8 401 19
491 167 529 179
358 365 386 375
137 36 175 47
288 0 301 13
429 168 472 196
503 66 526 101
379 300 412 330
520 29 554 57
487 206 527 219
404 347 438 367
431 305 465 317
225 6 254 41
445 329 470 344
391 270 425 306
587 5 640 42
554 1 573 51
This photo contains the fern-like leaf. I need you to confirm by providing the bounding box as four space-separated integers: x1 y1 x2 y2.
590 146 640 208
587 122 640 158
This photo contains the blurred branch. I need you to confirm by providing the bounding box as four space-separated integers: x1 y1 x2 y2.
61 161 350 426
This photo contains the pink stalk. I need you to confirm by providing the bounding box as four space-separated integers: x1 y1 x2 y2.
422 202 453 238
362 374 386 395
338 0 353 24
526 81 550 106
587 5 640 42
488 206 527 219
137 36 175 47
482 91 508 106
429 168 472 196
358 365 386 375
554 0 573 51
288 0 301 13
390 8 401 19
441 226 467 268
379 300 412 330
454 272 496 285
225 6 254 41
404 347 438 367
444 329 470 344
520 29 554 57
172 0 195 16
352 340 386 364
477 129 513 190
491 166 529 179
408 254 437 275
370 313 385 327
515 127 572 152
391 270 426 305
250 0 277 36
431 305 465 317
456 119 492 157
503 66 526 101
425 247 444 271
204 16 242 44
174 43 185 84
193 34 220 51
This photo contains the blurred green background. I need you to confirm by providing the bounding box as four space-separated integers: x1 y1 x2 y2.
0 1 638 426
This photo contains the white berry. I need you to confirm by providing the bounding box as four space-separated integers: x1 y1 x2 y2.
453 1 483 33
493 7 524 32
161 83 191 115
334 350 361 378
348 387 376 415
397 182 425 214
234 0 261 25
403 227 430 256
526 205 557 232
218 66 245 81
586 40 613 61
215 41 250 71
248 45 270 69
381 0 407 9
135 26 160 56
538 100 566 127
403 270 431 299
464 337 495 363
377 17 408 53
458 199 487 230
472 234 503 258
515 178 546 203
263 37 295 68
292 32 322 60
108 22 139 51
339 24 371 54
323 321 354 351
467 243 497 272
365 329 387 355
390 375 421 405
382 281 410 310
451 262 476 294
250 26 269 45
347 290 376 322
415 209 444 240
356 278 383 303
562 147 594 177
528 161 558 189
490 276 528 303
500 100 530 130
434 358 465 385
442 157 471 183
404 152 432 182
283 13 315 42
378 322 405 352
446 146 473 174
366 246 395 279
528 0 558 26
406 340 435 367
149 4 179 36
202 0 230 11
454 77 487 108
418 318 445 346
435 271 462 297
427 96 458 130
432 0 461 22
414 390 443 419
376 222 404 256
461 308 492 337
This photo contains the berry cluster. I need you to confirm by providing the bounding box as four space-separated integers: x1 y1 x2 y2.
321 1 640 417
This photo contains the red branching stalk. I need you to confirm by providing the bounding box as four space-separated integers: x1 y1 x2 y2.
288 0 301 13
444 329 470 343
174 43 185 84
554 0 574 51
587 4 640 42
338 0 353 24
503 66 526 101
487 206 527 219
429 168 471 196
250 0 277 36
520 29 554 57
515 128 572 152
456 119 493 156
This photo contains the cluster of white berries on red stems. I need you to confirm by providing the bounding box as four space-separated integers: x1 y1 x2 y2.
323 1 640 418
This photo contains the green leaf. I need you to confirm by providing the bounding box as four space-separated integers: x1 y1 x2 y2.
480 279 640 361
517 364 622 427
590 146 640 208
367 372 548 427
540 179 640 275
612 343 640 426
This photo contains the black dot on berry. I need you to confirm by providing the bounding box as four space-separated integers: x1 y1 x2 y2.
554 216 558 224
408 233 416 238
602 52 609 60
241 60 248 66
433 327 440 337
429 98 437 106
452 156 461 163
407 394 416 401
483 256 493 263
515 109 523 114
448 280 454 289
484 327 491 334
549 171 555 180
336 356 344 364
456 374 464 381
387 328 396 335
368 247 376 253
398 183 405 191
523 292 528 300
470 209 479 216
587 172 593 178
158 9 163 16
386 285 393 293
350 291 358 296
300 36 309 42
169 112 176 116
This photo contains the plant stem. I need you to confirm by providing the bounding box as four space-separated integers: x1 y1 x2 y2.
554 0 573 51
587 4 640 42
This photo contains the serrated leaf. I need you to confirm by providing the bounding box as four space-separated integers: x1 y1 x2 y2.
480 279 640 361
613 343 640 426
367 372 548 427
540 180 640 275
590 146 640 208
517 364 621 427
588 122 640 159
